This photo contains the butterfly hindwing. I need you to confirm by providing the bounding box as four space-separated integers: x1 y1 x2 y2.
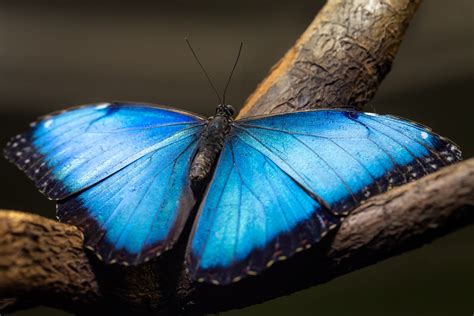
186 110 461 284
58 130 200 264
4 102 206 265
186 133 340 284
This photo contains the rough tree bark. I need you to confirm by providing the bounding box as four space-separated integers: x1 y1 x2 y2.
1 0 472 314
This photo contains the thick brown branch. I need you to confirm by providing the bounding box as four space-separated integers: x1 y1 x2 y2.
239 0 421 118
2 0 472 314
0 211 102 312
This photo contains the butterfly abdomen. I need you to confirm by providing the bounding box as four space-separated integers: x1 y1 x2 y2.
189 114 232 184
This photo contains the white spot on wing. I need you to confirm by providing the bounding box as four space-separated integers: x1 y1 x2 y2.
421 131 428 139
44 119 54 128
365 112 377 116
95 103 109 110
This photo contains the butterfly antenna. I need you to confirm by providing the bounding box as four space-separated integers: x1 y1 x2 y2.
222 42 243 105
185 37 223 104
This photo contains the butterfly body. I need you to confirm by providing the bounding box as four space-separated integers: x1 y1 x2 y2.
189 105 234 184
4 101 461 284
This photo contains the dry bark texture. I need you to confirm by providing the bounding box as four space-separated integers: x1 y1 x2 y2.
0 212 102 313
239 0 421 118
1 0 473 314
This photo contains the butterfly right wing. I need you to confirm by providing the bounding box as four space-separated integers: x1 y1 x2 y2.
186 109 461 284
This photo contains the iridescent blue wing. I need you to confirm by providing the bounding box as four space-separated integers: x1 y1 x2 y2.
4 102 205 199
5 102 205 264
186 134 340 284
57 130 200 264
186 110 461 284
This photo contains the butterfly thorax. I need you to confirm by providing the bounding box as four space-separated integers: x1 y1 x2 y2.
189 105 234 184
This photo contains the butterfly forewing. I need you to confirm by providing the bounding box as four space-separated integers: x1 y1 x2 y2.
4 102 205 200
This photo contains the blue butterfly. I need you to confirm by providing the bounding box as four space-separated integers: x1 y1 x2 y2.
4 102 461 284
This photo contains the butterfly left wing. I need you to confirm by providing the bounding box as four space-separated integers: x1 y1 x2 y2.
4 102 206 265
4 102 205 200
186 110 461 284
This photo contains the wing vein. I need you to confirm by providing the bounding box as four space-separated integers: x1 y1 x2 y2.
194 159 235 270
235 125 356 205
355 118 429 174
290 133 357 203
363 115 449 166
229 140 269 250
141 140 196 260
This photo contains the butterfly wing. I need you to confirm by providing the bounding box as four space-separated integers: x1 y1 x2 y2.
5 102 206 264
58 130 200 264
186 134 340 284
186 110 461 284
4 102 205 200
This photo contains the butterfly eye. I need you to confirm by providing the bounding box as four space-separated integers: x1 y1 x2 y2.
224 104 235 116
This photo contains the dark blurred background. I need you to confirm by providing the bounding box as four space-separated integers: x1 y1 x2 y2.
0 1 472 315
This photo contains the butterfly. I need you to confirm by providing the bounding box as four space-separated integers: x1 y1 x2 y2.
3 101 461 284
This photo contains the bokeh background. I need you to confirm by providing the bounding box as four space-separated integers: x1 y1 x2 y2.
0 1 472 315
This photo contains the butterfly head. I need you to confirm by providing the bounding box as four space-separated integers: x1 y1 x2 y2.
216 104 235 117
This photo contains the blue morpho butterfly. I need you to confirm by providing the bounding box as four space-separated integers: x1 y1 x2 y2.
3 41 462 285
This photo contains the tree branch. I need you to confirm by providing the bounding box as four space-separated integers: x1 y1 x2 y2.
0 211 102 313
239 0 421 118
2 0 472 314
